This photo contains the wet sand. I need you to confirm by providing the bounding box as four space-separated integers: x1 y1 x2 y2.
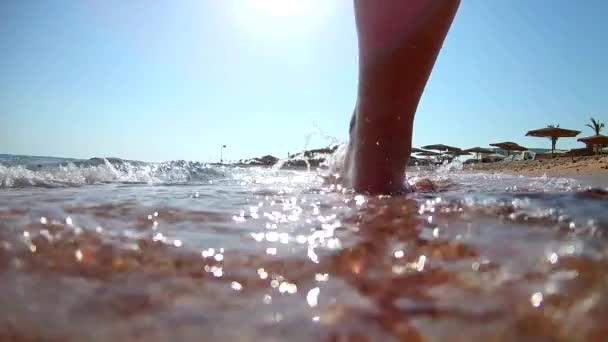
3 191 608 341
465 155 608 182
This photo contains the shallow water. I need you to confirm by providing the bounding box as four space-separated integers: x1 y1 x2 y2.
1 155 607 341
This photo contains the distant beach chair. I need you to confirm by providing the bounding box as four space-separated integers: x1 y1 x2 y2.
525 150 536 160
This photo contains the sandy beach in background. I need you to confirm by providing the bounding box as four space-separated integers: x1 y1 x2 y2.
465 154 608 185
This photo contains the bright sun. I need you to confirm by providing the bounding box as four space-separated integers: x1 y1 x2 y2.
231 0 335 37
248 0 314 17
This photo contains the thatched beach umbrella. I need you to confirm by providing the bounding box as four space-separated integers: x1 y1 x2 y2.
464 147 493 161
465 147 494 154
490 142 527 152
578 134 608 154
411 147 427 154
414 151 442 164
490 142 527 158
526 126 581 158
505 142 527 151
447 151 472 157
421 144 462 153
416 151 442 157
578 134 608 145
421 144 462 163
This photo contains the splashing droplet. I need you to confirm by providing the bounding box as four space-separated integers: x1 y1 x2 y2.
530 292 543 307
307 287 320 307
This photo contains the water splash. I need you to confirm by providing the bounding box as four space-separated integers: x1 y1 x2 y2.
323 143 348 175
437 159 464 174
272 123 346 173
272 154 311 172
0 158 224 188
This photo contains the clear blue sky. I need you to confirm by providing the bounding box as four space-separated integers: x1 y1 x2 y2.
1 0 607 162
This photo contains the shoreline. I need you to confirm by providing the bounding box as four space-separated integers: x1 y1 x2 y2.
463 154 608 188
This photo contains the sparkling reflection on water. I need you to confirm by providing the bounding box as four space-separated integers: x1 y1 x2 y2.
0 167 607 341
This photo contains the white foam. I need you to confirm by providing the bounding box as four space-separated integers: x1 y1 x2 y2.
0 159 222 188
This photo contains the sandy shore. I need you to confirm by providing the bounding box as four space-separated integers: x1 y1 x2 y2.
464 154 608 179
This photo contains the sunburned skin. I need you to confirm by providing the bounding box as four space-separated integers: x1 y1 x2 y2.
345 0 461 194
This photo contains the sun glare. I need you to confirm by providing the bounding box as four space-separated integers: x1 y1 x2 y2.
249 0 314 17
232 0 336 37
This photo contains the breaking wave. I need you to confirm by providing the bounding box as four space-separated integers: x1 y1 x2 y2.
0 158 224 188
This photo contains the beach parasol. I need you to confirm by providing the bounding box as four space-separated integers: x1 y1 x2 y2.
411 147 427 154
464 147 494 154
421 144 462 152
503 142 527 151
490 142 527 152
416 151 442 157
577 134 608 145
526 126 581 158
464 147 493 161
489 142 527 159
447 151 472 157
577 134 608 154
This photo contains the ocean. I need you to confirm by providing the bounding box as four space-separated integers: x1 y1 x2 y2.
1 153 607 341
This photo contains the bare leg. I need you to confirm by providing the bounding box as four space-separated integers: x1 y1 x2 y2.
345 0 460 194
